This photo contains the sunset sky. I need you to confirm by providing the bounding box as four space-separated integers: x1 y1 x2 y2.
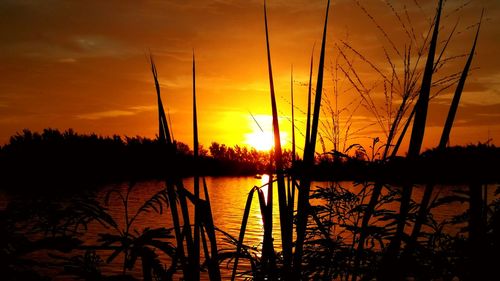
1 0 499 154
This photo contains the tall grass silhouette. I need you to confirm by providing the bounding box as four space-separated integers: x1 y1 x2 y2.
150 52 222 280
230 1 332 279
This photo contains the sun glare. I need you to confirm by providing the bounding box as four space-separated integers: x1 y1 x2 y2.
244 131 288 151
245 131 275 151
245 114 289 151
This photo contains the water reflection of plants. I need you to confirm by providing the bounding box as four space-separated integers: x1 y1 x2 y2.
299 183 499 281
95 184 176 281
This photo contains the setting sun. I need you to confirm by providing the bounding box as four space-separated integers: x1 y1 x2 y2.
244 131 288 151
245 114 290 151
245 131 275 151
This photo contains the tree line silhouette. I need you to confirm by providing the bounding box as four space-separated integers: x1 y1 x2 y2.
315 141 500 184
1 128 498 191
0 129 284 190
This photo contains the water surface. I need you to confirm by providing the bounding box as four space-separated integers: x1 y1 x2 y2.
2 176 494 280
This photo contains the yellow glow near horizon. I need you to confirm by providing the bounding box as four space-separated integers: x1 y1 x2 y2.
244 130 289 151
245 113 291 151
245 131 275 151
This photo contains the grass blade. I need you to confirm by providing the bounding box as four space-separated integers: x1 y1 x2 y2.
259 180 276 277
192 51 201 280
150 56 189 278
439 11 482 148
407 10 484 255
390 105 416 158
379 1 443 279
294 0 331 276
304 48 314 150
263 1 292 274
201 178 221 280
291 64 296 164
150 55 172 145
407 0 443 158
231 187 258 281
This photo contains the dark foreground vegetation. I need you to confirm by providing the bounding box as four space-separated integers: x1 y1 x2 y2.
1 181 499 281
1 129 498 190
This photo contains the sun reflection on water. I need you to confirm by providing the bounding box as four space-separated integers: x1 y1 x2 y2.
260 174 270 204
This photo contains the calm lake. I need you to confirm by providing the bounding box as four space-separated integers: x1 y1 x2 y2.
1 176 495 280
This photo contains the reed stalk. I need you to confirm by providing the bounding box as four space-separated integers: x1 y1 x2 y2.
304 49 314 152
331 39 424 281
294 0 331 277
262 174 277 278
231 186 268 281
150 56 190 278
202 178 221 280
263 1 292 276
390 105 416 159
406 0 443 159
288 65 297 237
151 52 221 281
192 52 201 280
150 56 172 145
406 11 483 255
439 15 482 149
291 65 296 165
378 1 443 279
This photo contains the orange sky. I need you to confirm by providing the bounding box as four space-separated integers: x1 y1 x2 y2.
0 0 499 155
